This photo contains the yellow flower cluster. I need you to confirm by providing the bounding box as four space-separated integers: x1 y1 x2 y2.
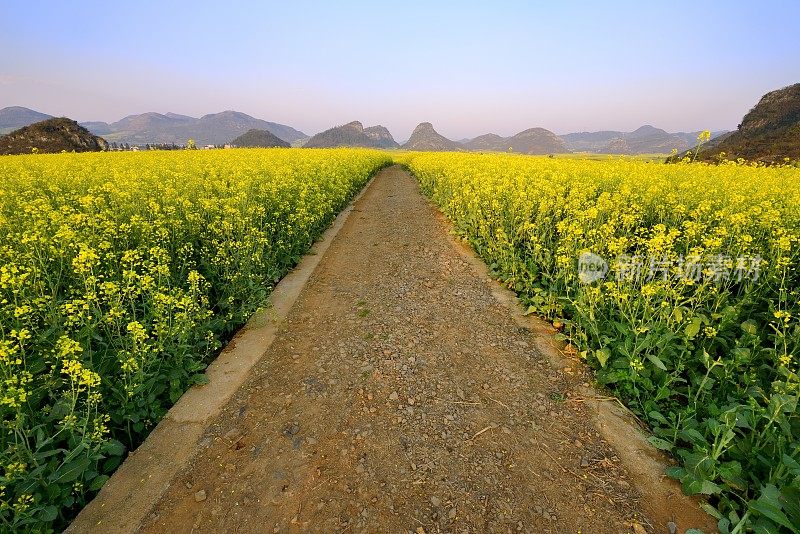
408 153 799 335
61 359 101 390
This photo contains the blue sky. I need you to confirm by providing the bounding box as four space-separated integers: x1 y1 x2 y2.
1 1 798 139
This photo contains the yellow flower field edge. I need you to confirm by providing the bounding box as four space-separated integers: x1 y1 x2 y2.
0 148 391 530
405 152 800 533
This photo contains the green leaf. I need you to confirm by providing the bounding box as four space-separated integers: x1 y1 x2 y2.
595 348 611 368
648 410 668 425
89 474 110 491
741 320 758 335
665 466 686 479
780 487 800 526
102 455 123 473
749 485 798 533
683 477 704 495
699 480 722 495
685 318 702 339
647 436 673 451
750 504 794 533
102 439 126 457
782 454 800 474
680 428 708 448
52 456 91 484
39 505 58 523
645 353 668 371
769 394 797 414
33 448 64 461
700 503 723 520
718 461 742 480
192 373 210 386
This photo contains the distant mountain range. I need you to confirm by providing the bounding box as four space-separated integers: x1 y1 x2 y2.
304 121 399 148
304 121 704 154
465 128 567 154
401 124 567 154
1 105 733 155
405 123 723 155
0 107 307 145
96 111 307 145
560 125 729 154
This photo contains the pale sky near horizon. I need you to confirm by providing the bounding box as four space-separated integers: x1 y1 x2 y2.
1 1 798 140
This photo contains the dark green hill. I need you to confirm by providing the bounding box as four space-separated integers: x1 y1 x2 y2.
231 129 290 148
0 118 108 155
676 83 800 163
304 121 399 148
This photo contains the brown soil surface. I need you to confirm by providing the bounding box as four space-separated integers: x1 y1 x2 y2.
139 166 708 533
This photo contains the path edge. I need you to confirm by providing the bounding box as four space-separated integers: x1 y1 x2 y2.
67 167 387 534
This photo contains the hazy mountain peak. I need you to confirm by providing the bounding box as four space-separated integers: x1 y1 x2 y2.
516 127 554 137
231 128 290 148
304 120 397 148
164 112 196 121
463 133 505 150
0 106 53 133
363 125 396 146
508 128 566 153
402 122 459 151
364 124 390 134
630 124 668 136
343 120 364 131
198 110 253 122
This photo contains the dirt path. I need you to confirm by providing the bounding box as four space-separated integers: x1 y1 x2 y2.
141 166 659 533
